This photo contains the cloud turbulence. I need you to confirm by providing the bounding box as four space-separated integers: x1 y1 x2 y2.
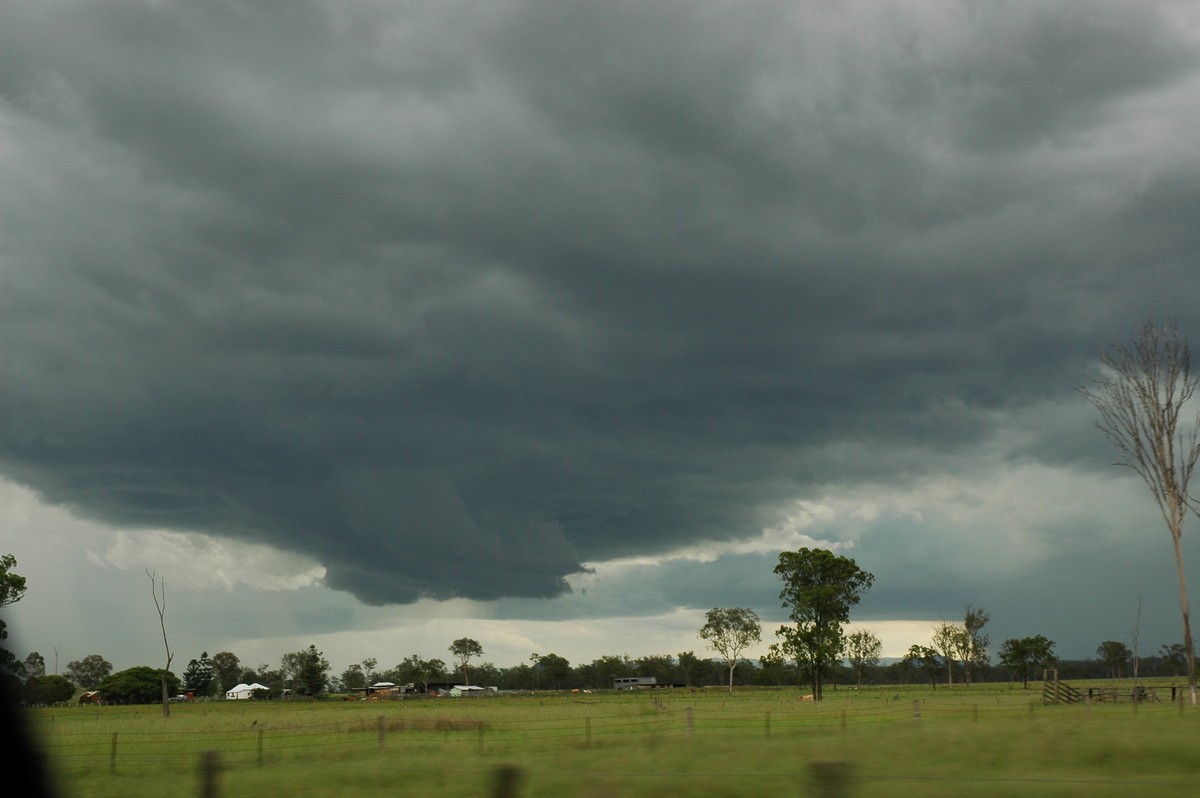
2 1 1200 656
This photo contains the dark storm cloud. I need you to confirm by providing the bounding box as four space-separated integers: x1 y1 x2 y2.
1 1 1199 604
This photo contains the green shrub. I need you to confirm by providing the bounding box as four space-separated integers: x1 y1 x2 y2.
96 666 180 704
26 674 75 704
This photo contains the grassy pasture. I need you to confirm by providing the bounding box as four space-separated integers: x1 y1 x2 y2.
26 680 1200 797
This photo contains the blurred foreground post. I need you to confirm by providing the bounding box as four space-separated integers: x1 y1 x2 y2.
492 764 522 798
810 760 855 798
199 750 219 798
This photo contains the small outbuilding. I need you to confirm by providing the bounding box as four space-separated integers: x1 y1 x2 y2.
448 685 492 697
614 677 658 690
354 681 412 699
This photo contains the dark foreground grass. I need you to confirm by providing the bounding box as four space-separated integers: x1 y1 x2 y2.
26 683 1200 797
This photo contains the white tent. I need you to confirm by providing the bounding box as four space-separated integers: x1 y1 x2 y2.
226 682 268 700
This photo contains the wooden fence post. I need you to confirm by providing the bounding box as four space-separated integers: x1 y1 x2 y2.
912 699 920 724
492 764 522 798
109 732 118 774
257 728 264 767
199 750 219 798
686 707 694 738
809 760 854 798
378 715 386 751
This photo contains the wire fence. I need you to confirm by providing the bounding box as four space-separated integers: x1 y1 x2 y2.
31 697 1200 796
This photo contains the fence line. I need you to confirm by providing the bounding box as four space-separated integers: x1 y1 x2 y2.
36 697 1193 774
38 697 1183 735
35 700 1200 798
183 751 1200 798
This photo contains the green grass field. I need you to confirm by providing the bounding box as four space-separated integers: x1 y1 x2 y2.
24 680 1200 797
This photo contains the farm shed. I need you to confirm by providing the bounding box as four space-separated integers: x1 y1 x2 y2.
452 685 491 696
613 677 684 690
353 682 413 699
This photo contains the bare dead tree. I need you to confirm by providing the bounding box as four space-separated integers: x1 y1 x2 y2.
1081 321 1198 704
148 570 174 717
1130 593 1146 685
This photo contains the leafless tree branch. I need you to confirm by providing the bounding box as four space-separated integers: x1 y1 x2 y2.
1080 321 1199 704
148 570 173 717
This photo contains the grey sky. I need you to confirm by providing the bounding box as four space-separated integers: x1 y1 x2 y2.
2 0 1200 673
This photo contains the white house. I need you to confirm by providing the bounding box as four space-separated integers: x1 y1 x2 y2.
226 682 268 700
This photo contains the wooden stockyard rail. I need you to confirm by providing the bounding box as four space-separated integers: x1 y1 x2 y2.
1041 671 1082 704
1041 670 1178 704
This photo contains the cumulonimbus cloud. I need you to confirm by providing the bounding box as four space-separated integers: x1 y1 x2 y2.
1 0 1197 607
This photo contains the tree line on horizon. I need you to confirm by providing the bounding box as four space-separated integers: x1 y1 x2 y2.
9 318 1200 708
1 547 1193 705
7 632 1191 706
